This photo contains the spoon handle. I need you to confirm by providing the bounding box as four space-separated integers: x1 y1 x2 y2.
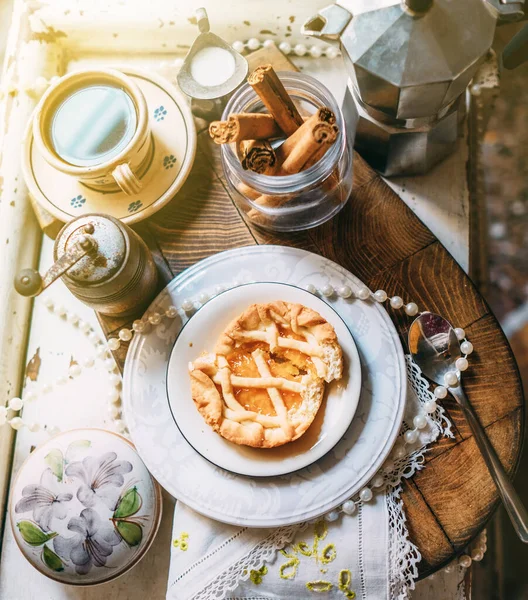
450 385 528 543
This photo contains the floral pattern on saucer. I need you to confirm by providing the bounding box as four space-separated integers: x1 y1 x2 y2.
11 430 161 585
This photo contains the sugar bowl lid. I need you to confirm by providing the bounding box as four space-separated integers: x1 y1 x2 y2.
54 214 127 285
10 428 162 586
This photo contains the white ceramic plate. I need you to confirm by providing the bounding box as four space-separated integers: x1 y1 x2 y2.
166 282 362 477
22 67 197 225
123 246 406 527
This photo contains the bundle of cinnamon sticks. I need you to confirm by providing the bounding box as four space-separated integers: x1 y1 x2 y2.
209 64 340 213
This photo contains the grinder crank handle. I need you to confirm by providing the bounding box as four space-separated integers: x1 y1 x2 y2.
14 233 96 297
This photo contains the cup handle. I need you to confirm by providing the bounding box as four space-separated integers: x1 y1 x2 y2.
112 163 142 195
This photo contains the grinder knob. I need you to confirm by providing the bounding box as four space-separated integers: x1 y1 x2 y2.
14 269 43 297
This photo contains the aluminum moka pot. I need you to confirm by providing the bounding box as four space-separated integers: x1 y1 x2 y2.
303 0 525 176
15 214 158 317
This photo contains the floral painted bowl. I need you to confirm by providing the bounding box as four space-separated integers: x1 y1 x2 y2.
9 428 162 585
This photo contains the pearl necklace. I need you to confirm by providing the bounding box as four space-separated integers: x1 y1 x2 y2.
0 282 480 570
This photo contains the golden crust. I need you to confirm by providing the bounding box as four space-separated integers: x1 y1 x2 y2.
189 301 343 448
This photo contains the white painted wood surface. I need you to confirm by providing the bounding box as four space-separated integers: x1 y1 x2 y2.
0 2 471 598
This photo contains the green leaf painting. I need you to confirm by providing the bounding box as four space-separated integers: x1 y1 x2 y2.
65 440 91 464
17 521 58 546
44 449 63 482
115 520 143 547
114 486 141 519
42 545 64 572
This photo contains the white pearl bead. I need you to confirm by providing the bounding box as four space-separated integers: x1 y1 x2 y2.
454 328 465 341
325 510 340 522
371 474 385 488
232 40 245 53
444 371 459 387
68 364 82 378
460 341 473 355
341 500 356 515
104 358 117 372
109 373 122 387
181 300 194 312
42 383 53 394
405 302 419 316
458 555 472 568
383 459 395 474
471 550 484 562
9 417 24 430
199 293 210 304
8 397 23 411
337 285 352 298
322 284 334 297
374 290 388 303
413 415 427 430
54 304 66 317
390 296 404 309
279 41 291 54
359 487 373 502
24 390 37 402
148 312 162 325
247 38 260 50
114 419 127 433
456 357 469 372
325 45 340 59
294 43 307 56
165 306 178 319
56 376 68 386
306 284 317 294
404 429 419 444
108 338 121 351
48 426 61 436
132 320 146 333
434 386 448 399
357 287 370 300
108 388 120 403
263 39 275 48
108 404 120 418
67 312 79 325
96 346 108 360
28 422 40 432
310 45 323 58
43 297 54 309
119 328 133 342
88 332 100 345
424 399 437 414
79 321 91 333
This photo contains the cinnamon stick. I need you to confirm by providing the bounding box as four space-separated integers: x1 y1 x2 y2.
240 140 277 174
209 113 281 144
279 122 338 175
248 65 304 136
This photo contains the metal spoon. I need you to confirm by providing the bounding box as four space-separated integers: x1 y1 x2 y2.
408 312 528 543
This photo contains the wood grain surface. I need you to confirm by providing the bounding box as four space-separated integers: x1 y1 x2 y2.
98 46 525 578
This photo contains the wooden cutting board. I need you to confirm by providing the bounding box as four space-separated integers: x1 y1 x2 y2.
98 45 524 577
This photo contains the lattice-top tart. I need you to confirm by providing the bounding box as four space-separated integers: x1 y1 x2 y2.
189 301 343 448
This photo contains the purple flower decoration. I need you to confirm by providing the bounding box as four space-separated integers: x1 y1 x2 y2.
53 508 121 575
15 468 73 532
65 452 132 510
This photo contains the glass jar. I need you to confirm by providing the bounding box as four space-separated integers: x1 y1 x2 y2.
221 72 355 232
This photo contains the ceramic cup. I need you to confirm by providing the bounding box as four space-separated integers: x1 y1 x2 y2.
32 69 153 195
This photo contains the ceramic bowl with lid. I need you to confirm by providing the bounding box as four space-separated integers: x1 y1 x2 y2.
9 428 162 586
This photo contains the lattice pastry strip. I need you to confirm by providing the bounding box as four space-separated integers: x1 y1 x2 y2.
189 301 344 448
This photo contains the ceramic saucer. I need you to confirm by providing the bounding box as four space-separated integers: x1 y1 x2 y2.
22 67 197 225
166 282 362 478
